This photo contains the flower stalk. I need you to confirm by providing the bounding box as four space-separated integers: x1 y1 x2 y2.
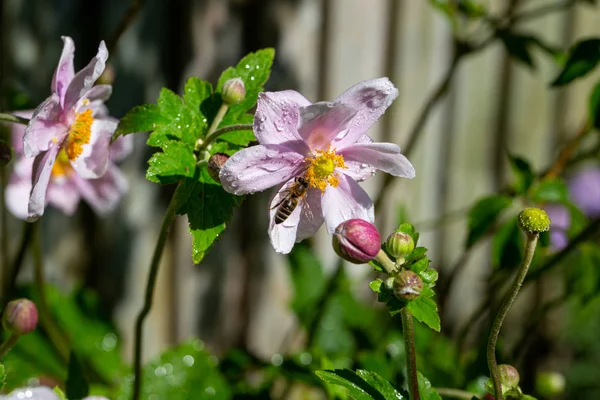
374 249 397 275
132 181 187 400
195 123 253 156
0 334 19 359
487 232 539 400
401 308 420 400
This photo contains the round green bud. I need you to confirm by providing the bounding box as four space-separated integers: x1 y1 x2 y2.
498 364 520 389
393 270 423 301
222 78 246 105
2 298 38 335
535 371 565 398
386 231 414 260
518 207 551 234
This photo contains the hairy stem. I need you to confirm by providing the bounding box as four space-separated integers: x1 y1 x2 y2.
401 308 420 400
0 223 34 315
0 334 19 359
487 232 539 400
132 182 184 400
32 222 70 362
0 113 29 125
374 249 398 275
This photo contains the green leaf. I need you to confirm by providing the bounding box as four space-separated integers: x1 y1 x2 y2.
508 153 535 194
369 278 407 316
118 339 231 399
396 222 419 245
407 296 441 332
183 77 213 113
589 80 600 130
0 363 5 391
185 169 243 263
498 30 536 68
217 48 275 120
288 244 326 326
66 352 89 400
530 179 569 203
465 195 513 248
114 104 167 138
146 141 196 184
315 369 405 400
418 372 442 400
551 39 600 86
410 257 430 274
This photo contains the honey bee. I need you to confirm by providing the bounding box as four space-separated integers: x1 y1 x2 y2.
273 176 309 224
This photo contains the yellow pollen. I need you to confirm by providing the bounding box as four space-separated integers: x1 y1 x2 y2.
66 109 94 161
305 146 346 192
51 149 74 177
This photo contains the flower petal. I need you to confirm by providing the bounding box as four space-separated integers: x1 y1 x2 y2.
72 163 128 214
331 78 398 148
295 188 324 241
339 142 415 178
5 159 33 220
52 36 75 105
63 41 108 111
77 84 112 108
70 118 115 179
298 102 357 150
4 387 59 400
9 110 34 153
268 181 302 254
343 161 376 182
23 94 67 158
321 174 374 233
47 179 81 215
28 144 61 221
254 90 311 149
220 145 305 195
109 133 134 162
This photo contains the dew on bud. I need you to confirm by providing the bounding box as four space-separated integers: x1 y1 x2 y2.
518 207 551 234
393 270 423 301
386 231 415 261
2 298 38 335
222 78 246 105
208 153 230 184
332 219 381 264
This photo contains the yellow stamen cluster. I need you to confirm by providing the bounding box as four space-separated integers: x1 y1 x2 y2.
67 109 94 161
305 146 346 192
51 149 74 177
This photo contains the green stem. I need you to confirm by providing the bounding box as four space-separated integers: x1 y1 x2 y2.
0 113 29 125
32 222 70 362
195 103 229 153
401 308 420 400
487 232 539 400
374 249 398 275
0 223 34 316
0 334 19 359
132 182 185 400
434 388 479 399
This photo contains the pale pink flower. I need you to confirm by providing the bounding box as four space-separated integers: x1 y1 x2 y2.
0 387 109 400
219 78 415 253
5 109 130 219
20 36 117 221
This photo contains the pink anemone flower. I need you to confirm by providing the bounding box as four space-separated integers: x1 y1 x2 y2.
219 78 415 253
5 110 131 219
21 36 117 221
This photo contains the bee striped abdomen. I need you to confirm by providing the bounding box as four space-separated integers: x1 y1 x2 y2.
275 198 298 224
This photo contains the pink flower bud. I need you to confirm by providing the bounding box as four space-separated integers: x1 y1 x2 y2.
2 298 38 335
208 153 230 183
498 364 520 389
393 270 423 301
332 219 381 264
222 78 246 105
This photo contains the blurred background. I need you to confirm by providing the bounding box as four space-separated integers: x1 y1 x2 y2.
1 0 600 399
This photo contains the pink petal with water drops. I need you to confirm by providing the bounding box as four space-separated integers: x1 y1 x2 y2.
254 90 311 147
52 36 75 105
297 103 356 150
220 145 306 195
331 78 398 148
23 94 67 157
63 41 108 111
339 142 415 178
268 180 303 254
295 188 324 241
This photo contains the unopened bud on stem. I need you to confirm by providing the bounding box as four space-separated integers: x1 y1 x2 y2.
518 207 550 235
386 231 414 263
393 270 423 301
222 78 246 105
2 299 38 335
332 219 381 264
498 364 520 389
208 153 230 183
